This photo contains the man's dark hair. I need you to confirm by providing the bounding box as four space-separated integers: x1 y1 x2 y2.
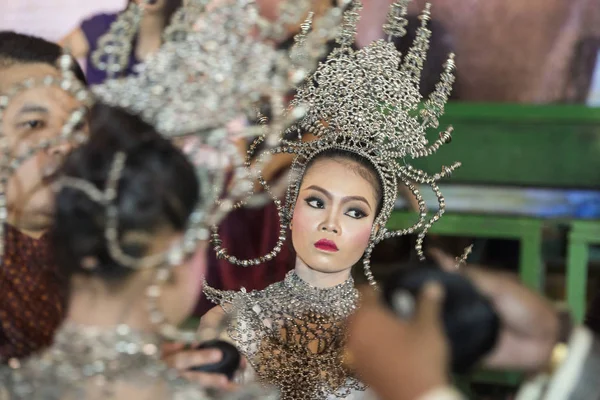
0 31 87 85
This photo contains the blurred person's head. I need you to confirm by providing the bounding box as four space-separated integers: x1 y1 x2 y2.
0 31 87 235
54 103 204 329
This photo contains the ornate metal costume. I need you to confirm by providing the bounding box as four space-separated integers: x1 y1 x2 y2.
206 1 459 399
0 323 276 400
205 271 367 399
210 0 460 286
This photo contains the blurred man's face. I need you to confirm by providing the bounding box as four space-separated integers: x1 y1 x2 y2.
0 62 84 233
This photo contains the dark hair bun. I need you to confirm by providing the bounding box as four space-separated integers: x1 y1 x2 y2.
53 103 199 284
382 266 499 373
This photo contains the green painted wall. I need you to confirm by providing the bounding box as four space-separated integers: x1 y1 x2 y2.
411 103 600 188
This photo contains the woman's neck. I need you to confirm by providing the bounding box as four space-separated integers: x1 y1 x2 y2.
294 256 352 288
66 278 156 333
135 13 166 60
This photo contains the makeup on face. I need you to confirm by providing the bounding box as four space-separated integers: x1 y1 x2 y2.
314 238 338 252
291 158 379 277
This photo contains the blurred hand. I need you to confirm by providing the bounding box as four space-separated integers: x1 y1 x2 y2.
162 342 236 390
347 283 449 400
429 248 560 372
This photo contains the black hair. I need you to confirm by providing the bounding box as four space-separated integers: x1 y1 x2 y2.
0 31 87 86
53 103 199 285
304 148 384 217
161 0 184 24
393 16 456 99
126 0 183 26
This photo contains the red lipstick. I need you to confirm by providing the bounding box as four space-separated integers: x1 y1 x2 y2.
314 239 339 252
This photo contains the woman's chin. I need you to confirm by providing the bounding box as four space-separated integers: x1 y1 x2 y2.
304 262 351 275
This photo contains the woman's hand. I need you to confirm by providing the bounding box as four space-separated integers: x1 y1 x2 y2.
162 342 236 390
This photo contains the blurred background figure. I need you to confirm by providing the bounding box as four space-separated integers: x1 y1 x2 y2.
0 31 88 361
59 0 183 84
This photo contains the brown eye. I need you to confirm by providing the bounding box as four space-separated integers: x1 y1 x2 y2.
21 119 45 130
305 197 324 209
346 208 367 219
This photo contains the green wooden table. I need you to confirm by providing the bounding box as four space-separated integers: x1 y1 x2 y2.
567 221 600 321
403 102 600 321
387 211 544 290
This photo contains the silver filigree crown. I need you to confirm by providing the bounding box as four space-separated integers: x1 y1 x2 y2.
212 0 461 286
288 2 458 230
92 0 350 227
93 0 346 140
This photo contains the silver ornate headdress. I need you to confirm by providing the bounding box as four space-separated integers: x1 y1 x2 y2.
211 0 461 286
90 0 184 78
93 0 345 139
0 58 220 343
91 0 334 78
90 0 145 77
0 46 229 343
93 0 349 211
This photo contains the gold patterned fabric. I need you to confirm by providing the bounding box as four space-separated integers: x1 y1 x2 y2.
204 271 365 399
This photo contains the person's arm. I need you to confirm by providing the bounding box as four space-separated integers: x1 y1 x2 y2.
58 27 90 60
429 248 600 400
246 132 318 193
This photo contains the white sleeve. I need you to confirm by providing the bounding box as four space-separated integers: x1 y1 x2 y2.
416 387 465 400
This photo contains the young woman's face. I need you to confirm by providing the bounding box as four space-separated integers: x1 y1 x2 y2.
291 158 379 275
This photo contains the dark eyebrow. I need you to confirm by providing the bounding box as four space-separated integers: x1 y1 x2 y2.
342 195 372 211
17 104 49 116
305 185 332 200
305 185 372 211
